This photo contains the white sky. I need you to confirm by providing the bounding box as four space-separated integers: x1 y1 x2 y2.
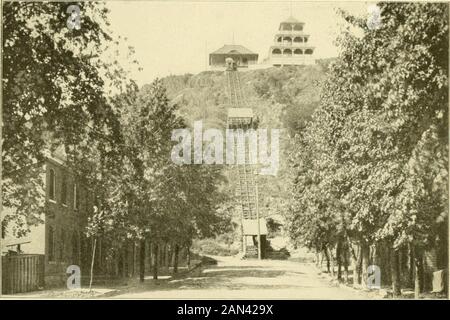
107 1 371 85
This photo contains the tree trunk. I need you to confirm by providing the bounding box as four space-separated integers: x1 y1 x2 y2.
372 245 377 266
122 245 127 278
357 245 363 284
351 244 360 287
113 250 119 277
381 244 391 286
414 260 420 299
328 246 335 278
159 243 166 268
413 247 424 299
160 244 164 267
409 244 414 288
152 243 159 280
390 249 402 297
165 243 170 270
139 239 146 282
361 244 370 288
336 240 342 281
323 247 330 273
173 244 179 274
147 240 152 272
419 256 425 292
343 244 349 284
186 245 191 269
133 242 137 276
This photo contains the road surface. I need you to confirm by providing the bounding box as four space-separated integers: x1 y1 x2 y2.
111 255 372 299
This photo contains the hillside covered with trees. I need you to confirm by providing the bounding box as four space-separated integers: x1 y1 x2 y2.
161 62 332 238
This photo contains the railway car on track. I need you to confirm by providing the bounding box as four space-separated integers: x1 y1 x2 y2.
225 57 237 71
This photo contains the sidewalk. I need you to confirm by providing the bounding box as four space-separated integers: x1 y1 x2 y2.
0 259 204 299
0 287 119 299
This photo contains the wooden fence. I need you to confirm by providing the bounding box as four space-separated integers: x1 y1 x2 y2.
1 254 45 294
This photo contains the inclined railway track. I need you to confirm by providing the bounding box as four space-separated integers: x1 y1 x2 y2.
226 70 258 221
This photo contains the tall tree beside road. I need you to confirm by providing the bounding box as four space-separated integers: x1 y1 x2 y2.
2 1 137 234
86 80 230 280
288 2 448 296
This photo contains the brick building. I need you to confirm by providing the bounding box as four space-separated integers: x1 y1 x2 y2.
1 149 103 288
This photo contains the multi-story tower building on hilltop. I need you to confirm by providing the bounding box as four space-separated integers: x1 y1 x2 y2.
269 16 315 66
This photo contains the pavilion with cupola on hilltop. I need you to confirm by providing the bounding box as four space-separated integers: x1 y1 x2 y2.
209 44 259 70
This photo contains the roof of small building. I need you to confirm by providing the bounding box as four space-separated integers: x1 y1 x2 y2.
274 33 309 38
242 218 268 236
228 108 253 119
210 44 258 56
281 16 303 24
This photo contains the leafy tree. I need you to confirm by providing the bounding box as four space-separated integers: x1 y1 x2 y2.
85 79 230 281
287 2 448 297
2 1 137 234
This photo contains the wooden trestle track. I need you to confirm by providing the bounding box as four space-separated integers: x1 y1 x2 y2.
226 70 263 259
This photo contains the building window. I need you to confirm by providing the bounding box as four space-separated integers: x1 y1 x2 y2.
48 226 55 261
283 49 292 56
282 23 292 31
73 183 79 210
272 48 281 55
283 37 292 45
49 169 56 201
61 175 68 206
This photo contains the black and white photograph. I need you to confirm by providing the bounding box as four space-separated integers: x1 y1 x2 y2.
0 0 448 303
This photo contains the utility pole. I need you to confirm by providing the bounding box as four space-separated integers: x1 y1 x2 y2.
256 181 261 260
